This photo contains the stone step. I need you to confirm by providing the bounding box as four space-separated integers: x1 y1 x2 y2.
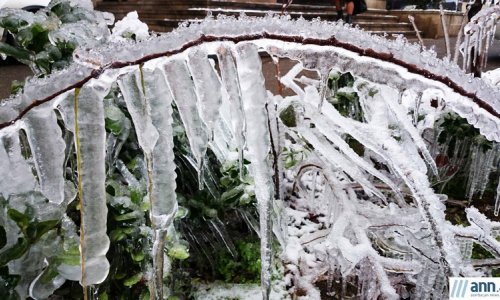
150 17 417 37
206 0 337 12
96 1 418 38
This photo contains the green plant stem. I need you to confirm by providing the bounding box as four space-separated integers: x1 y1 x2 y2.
74 87 88 300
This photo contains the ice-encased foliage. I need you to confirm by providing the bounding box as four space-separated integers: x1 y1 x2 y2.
0 14 500 299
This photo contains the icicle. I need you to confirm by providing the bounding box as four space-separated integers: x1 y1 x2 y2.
118 64 179 299
465 144 499 201
217 45 246 178
73 81 110 289
0 134 37 198
317 71 330 111
144 65 178 227
24 107 66 204
477 144 499 199
495 178 500 217
144 67 178 299
188 47 223 141
117 68 159 155
163 58 209 189
235 43 274 300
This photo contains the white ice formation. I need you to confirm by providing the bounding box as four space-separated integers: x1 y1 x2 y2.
0 14 499 299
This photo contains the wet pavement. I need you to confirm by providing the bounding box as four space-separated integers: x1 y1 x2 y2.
0 36 499 100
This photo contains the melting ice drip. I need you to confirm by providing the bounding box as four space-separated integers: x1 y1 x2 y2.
0 15 500 299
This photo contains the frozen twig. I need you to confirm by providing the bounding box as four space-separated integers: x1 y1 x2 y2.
439 4 451 59
408 15 425 48
453 6 471 64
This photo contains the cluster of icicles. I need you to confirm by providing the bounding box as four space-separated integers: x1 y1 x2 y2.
0 14 500 299
460 3 500 71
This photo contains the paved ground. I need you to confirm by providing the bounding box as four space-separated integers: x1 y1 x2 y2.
1 36 499 100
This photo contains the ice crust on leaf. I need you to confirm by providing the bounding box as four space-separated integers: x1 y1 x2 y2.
110 11 150 42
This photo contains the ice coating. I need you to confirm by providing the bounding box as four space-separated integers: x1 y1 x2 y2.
24 107 66 204
235 43 275 299
187 47 223 140
143 66 178 299
0 134 36 198
117 68 159 155
0 14 499 299
2 15 499 139
110 11 149 42
143 65 178 226
495 180 500 216
461 5 500 72
73 81 110 286
163 58 209 174
216 45 246 174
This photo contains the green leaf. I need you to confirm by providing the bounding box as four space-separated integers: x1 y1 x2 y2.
7 209 30 233
131 251 145 262
220 185 245 204
280 105 297 127
174 206 189 220
105 105 128 135
167 243 189 260
110 229 127 242
46 44 62 61
202 207 218 219
29 219 59 242
0 15 29 33
130 189 142 205
9 80 24 95
38 264 60 284
220 176 233 188
98 292 109 300
27 23 50 52
57 248 81 266
34 51 52 74
0 42 31 61
239 193 252 205
0 238 30 266
140 290 150 300
115 211 142 222
123 272 143 287
0 269 21 300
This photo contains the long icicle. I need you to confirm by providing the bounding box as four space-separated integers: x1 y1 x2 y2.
118 65 179 299
74 83 110 299
146 66 178 300
235 43 275 300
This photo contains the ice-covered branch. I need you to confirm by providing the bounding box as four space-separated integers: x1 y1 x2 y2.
1 16 499 133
